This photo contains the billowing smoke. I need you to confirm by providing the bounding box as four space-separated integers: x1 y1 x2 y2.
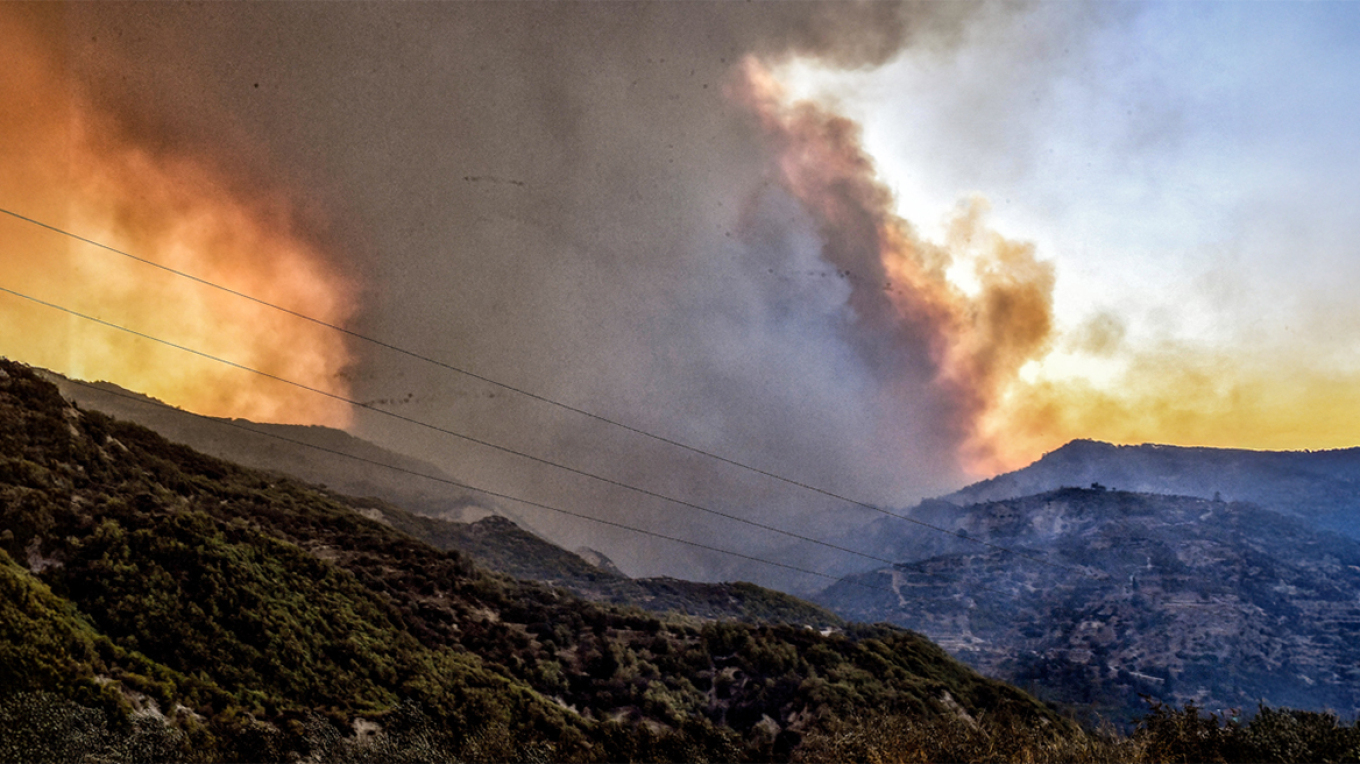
0 6 355 426
733 58 1055 474
2 3 1063 587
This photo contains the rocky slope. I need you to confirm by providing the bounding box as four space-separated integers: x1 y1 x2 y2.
818 487 1360 722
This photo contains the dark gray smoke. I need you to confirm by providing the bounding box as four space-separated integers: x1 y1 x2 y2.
47 2 1001 589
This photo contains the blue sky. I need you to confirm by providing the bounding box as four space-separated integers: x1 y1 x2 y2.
772 2 1360 460
785 1 1360 358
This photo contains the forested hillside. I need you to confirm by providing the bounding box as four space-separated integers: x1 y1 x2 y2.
44 370 847 627
0 360 1060 762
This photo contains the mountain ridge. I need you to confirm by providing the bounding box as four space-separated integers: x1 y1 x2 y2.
945 439 1360 539
38 368 844 626
816 486 1360 722
38 370 498 524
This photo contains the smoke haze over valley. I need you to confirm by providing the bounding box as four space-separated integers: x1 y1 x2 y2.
4 1 1360 590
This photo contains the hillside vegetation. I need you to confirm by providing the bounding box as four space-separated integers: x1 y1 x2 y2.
367 508 843 627
0 360 1059 762
10 360 1359 762
45 370 846 626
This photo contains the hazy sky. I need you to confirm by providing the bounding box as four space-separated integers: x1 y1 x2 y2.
782 2 1360 464
792 1 1360 354
3 2 1358 584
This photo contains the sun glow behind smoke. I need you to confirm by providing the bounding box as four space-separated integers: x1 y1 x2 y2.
758 53 1360 473
0 10 354 427
734 58 1056 474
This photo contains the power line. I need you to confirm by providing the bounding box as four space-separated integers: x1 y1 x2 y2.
0 206 1082 575
0 282 1074 577
1 283 1020 596
0 209 1289 692
13 302 1253 615
126 337 1295 636
53 375 908 597
11 377 1273 700
0 285 871 558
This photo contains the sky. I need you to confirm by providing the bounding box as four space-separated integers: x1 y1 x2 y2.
2 2 1359 585
778 2 1360 467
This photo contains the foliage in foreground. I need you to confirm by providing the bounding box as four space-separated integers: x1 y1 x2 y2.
8 690 1360 764
0 358 1057 761
794 701 1360 764
1133 700 1360 764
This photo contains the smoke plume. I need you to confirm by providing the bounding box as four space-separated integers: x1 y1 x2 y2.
732 58 1056 474
0 6 355 426
1 3 1068 586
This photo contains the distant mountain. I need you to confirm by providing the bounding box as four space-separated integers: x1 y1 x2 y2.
771 439 1360 598
0 359 1061 759
39 368 841 626
817 487 1360 723
353 500 842 626
39 370 497 523
946 439 1360 539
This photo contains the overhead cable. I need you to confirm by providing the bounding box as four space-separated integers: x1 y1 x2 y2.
1 283 1021 595
0 206 1085 574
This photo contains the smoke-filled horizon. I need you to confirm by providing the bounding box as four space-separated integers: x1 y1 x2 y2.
0 6 356 427
4 3 1359 586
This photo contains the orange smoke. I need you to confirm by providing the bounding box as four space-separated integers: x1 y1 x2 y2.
732 58 1056 473
734 58 1360 476
0 8 354 426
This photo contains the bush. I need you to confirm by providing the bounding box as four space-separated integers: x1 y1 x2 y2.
0 692 110 764
1132 700 1360 764
794 711 1140 764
